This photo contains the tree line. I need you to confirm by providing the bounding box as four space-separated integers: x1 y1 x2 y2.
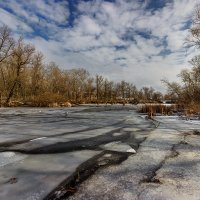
163 6 200 109
0 25 163 107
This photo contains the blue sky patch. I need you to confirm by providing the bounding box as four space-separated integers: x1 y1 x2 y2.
0 0 197 91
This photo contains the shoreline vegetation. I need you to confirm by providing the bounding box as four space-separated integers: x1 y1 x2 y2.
0 26 163 109
1 102 200 121
0 26 164 109
0 5 200 115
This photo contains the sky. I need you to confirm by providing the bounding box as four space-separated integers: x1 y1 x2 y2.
0 0 199 91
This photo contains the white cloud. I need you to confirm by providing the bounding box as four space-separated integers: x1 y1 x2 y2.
77 16 102 35
28 0 69 24
0 0 69 26
0 0 199 92
0 8 33 33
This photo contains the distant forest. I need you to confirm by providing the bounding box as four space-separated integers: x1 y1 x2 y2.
0 7 200 107
0 25 164 107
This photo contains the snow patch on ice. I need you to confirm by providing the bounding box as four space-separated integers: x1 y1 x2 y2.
113 132 123 136
101 142 136 153
123 128 141 132
103 154 112 158
126 148 136 153
0 152 27 167
30 137 47 142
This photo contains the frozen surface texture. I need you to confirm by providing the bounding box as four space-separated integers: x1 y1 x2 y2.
68 115 200 200
0 151 100 200
0 106 200 200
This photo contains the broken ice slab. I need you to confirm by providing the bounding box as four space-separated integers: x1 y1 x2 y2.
100 142 136 153
4 126 121 152
0 150 101 200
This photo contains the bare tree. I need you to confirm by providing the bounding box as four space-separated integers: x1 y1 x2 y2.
5 38 35 104
189 55 200 67
30 52 45 96
85 77 94 102
0 26 14 105
187 5 200 48
0 26 13 86
141 86 155 101
96 75 104 102
161 79 183 102
0 25 14 63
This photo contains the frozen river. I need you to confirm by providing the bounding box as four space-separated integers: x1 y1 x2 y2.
0 105 153 200
0 105 200 200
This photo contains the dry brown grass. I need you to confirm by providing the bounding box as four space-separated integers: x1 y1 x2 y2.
138 103 177 117
25 92 69 107
186 104 200 116
138 103 200 118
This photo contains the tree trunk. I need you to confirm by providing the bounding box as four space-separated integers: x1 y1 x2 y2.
5 79 18 105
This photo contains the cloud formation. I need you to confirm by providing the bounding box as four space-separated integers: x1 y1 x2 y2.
0 0 199 91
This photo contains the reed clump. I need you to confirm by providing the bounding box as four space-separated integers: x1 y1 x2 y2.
138 103 177 117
